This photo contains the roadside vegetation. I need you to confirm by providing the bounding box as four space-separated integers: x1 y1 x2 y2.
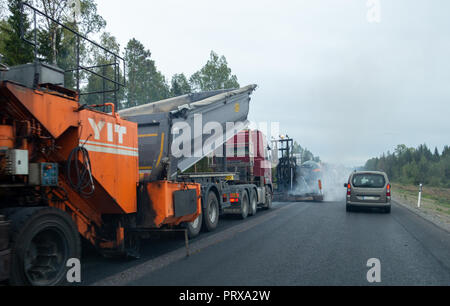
0 0 239 109
391 183 450 232
365 144 450 188
366 144 450 223
392 183 450 214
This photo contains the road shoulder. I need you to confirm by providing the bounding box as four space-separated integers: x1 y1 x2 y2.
393 198 450 234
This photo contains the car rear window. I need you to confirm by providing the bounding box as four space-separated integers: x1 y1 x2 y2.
352 174 386 188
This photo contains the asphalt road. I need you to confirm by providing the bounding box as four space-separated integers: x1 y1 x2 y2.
82 200 450 286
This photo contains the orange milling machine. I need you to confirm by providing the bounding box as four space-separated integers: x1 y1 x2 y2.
0 63 201 257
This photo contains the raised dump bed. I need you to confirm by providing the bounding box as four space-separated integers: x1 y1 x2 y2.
119 85 257 182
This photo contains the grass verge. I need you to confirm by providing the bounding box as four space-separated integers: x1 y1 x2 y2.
392 183 450 231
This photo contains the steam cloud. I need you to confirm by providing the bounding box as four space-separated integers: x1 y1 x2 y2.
321 164 353 202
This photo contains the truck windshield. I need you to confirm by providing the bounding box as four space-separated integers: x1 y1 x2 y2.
352 174 386 188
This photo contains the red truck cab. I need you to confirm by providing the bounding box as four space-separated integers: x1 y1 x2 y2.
226 130 273 188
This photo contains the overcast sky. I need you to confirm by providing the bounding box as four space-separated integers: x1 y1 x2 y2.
96 0 450 166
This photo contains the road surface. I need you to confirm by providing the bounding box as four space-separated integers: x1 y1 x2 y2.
82 200 450 286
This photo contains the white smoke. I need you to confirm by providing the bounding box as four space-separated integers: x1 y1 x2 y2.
321 163 353 202
289 172 316 196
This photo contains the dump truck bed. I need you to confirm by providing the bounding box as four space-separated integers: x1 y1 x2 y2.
119 85 257 181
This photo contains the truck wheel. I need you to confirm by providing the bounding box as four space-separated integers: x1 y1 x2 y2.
8 207 81 286
202 192 219 232
263 190 273 210
124 231 141 259
240 192 249 220
248 190 257 217
186 213 202 238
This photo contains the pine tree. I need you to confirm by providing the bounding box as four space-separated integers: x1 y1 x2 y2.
0 0 34 66
83 32 125 107
433 147 440 162
124 38 170 107
190 51 240 92
170 73 191 97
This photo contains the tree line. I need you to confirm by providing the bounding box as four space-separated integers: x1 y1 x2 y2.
365 144 450 188
293 141 321 164
0 0 240 109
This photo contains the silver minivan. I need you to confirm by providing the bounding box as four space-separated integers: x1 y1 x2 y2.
345 171 391 213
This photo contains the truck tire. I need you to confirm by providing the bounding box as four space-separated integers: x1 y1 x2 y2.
202 192 219 232
240 192 249 220
8 207 81 286
263 190 273 210
124 231 141 259
248 190 257 217
186 213 202 238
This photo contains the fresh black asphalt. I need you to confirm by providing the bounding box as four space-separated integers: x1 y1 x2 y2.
82 200 450 286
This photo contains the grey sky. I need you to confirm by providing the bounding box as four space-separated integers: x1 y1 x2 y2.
96 0 450 166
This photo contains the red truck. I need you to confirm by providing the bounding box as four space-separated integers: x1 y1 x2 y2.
179 129 274 234
226 130 273 194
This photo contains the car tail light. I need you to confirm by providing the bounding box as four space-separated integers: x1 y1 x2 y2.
347 184 351 196
386 184 391 197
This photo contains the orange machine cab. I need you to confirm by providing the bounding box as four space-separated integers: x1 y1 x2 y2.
78 109 139 214
4 82 139 215
2 82 201 230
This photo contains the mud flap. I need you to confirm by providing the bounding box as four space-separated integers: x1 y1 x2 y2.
173 189 197 218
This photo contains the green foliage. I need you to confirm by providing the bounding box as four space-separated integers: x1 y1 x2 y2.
82 32 124 106
365 144 450 188
0 0 34 66
0 1 7 19
33 0 105 65
190 51 239 92
0 2 242 112
170 73 191 97
76 0 106 35
124 38 170 108
292 141 320 164
0 20 9 58
292 141 301 154
184 157 213 173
